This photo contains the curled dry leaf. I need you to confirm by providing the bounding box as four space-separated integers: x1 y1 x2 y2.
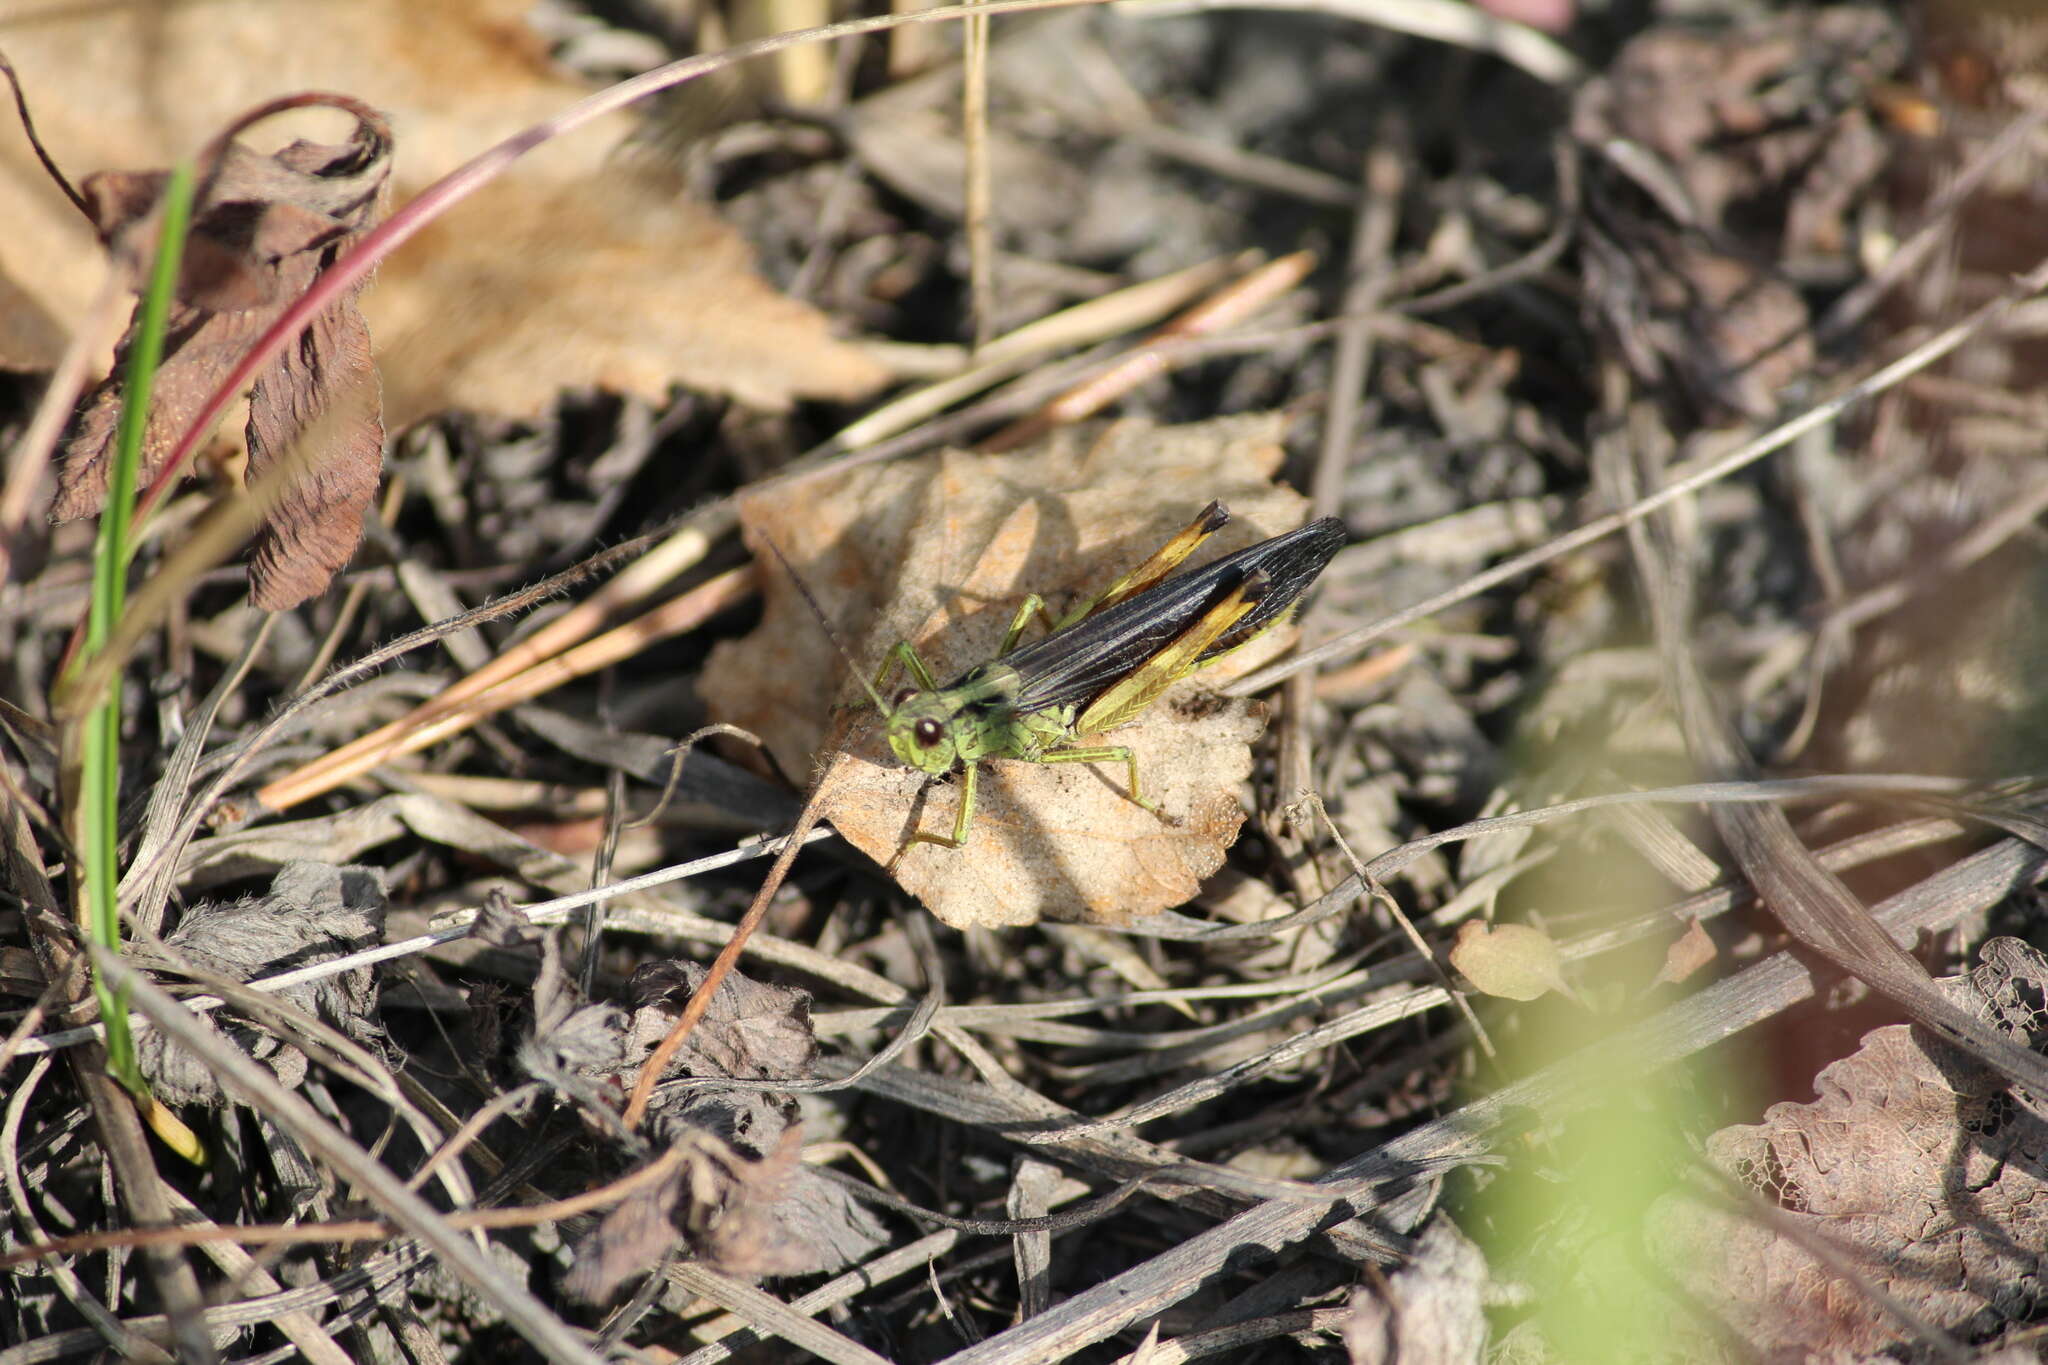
1448 920 1570 1002
53 105 392 609
479 929 883 1297
516 928 633 1121
467 886 541 948
136 861 386 1107
1652 916 1717 987
623 960 820 1083
1342 1216 1489 1365
568 1111 890 1301
567 1119 810 1302
1647 937 2048 1358
525 956 885 1300
701 415 1314 928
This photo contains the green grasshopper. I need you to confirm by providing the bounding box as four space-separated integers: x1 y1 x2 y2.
847 503 1346 849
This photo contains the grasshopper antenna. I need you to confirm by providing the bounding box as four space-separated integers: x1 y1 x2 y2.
755 530 896 715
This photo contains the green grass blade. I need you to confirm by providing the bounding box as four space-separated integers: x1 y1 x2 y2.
82 160 197 1096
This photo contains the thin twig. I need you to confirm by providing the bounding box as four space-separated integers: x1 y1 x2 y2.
962 0 996 349
621 759 851 1130
256 564 755 810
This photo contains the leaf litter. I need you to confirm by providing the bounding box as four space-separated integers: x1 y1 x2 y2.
133 860 386 1108
0 0 887 424
6 0 2048 1362
486 925 888 1302
1645 939 2048 1360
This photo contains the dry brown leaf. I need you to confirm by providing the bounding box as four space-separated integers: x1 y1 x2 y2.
1648 937 2048 1358
1652 916 1717 987
371 163 884 422
1448 920 1569 1002
53 117 392 609
136 861 385 1108
622 961 819 1083
0 0 885 421
701 415 1313 928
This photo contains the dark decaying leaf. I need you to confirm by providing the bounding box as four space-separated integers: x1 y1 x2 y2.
658 1107 888 1283
562 1145 690 1304
136 860 385 1107
515 927 629 1119
568 1096 889 1301
467 887 540 948
53 99 392 609
504 953 884 1300
1647 937 2048 1357
623 960 819 1083
515 950 817 1099
244 288 383 608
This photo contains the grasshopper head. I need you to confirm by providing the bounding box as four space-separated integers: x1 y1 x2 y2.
885 690 959 776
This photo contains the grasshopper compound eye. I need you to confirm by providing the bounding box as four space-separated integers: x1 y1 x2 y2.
914 719 944 747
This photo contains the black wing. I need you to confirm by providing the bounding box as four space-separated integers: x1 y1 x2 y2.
990 516 1346 716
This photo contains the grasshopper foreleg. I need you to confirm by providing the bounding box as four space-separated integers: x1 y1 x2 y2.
997 594 1055 657
874 639 941 699
908 758 980 849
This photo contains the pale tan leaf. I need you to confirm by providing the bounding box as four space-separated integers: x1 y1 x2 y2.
1343 1217 1488 1365
1651 916 1716 987
370 163 885 423
1448 920 1569 1001
701 414 1313 928
0 0 885 421
0 270 67 373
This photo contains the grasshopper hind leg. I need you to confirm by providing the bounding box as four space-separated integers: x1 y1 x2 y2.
909 746 1168 855
1038 744 1166 821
